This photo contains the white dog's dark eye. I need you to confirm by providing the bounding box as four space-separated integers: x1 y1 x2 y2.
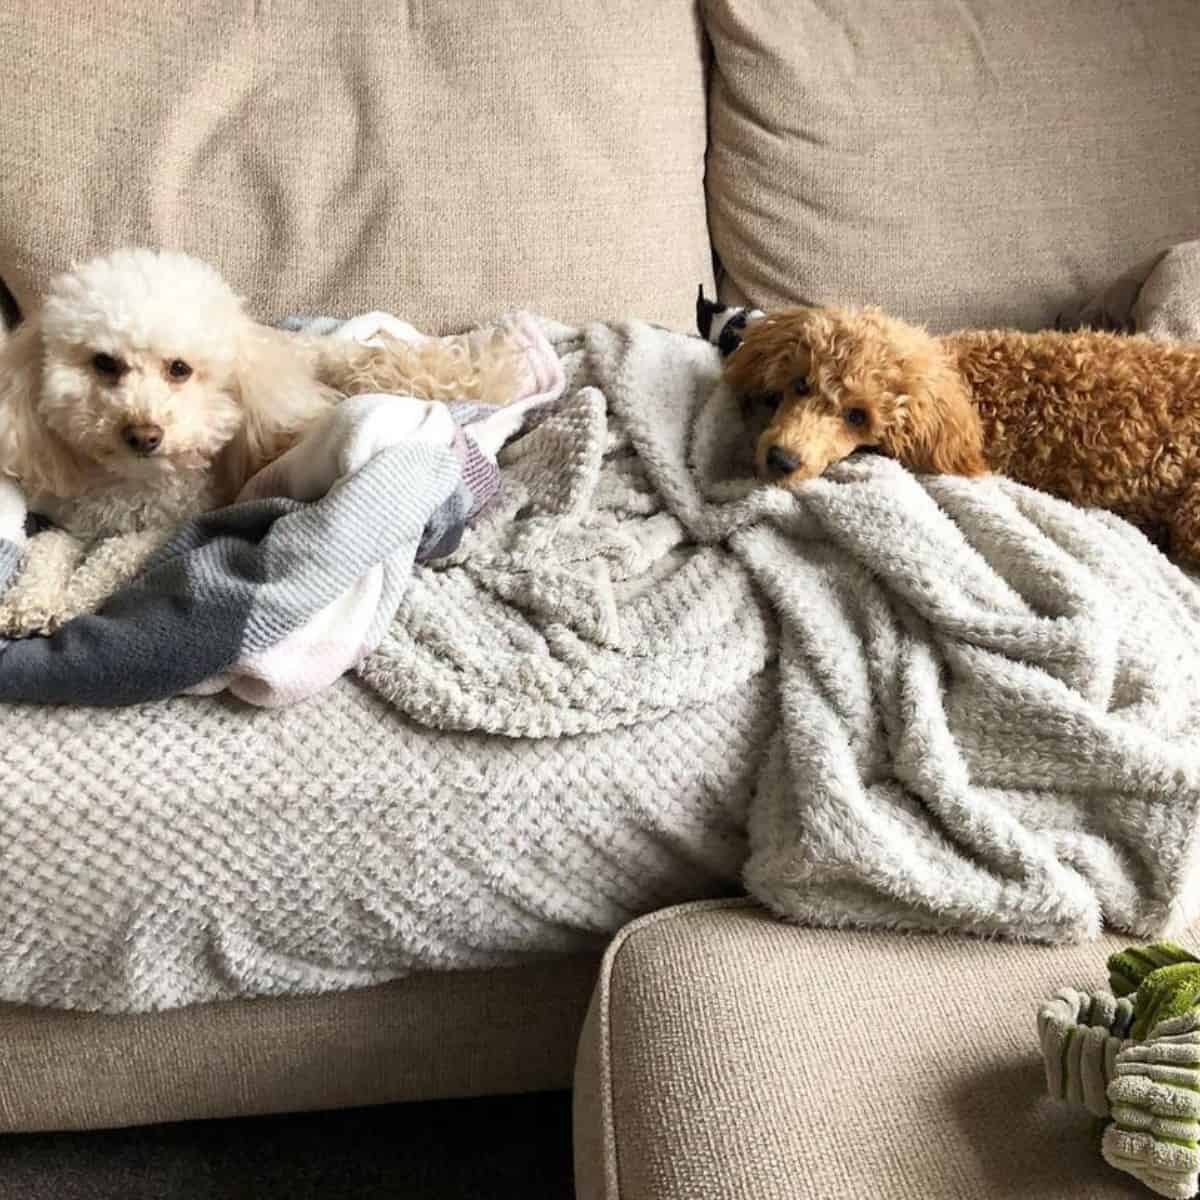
91 352 124 377
166 358 193 381
845 407 868 427
791 376 810 396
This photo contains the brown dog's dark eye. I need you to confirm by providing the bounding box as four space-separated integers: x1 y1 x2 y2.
791 376 810 396
845 407 867 427
91 352 123 377
166 358 193 381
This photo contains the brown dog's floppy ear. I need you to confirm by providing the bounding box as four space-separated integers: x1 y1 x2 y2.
722 307 817 398
884 351 988 477
0 317 87 496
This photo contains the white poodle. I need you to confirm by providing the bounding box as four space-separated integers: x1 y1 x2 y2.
0 248 521 538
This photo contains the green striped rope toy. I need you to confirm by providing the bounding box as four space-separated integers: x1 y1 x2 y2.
1038 941 1200 1198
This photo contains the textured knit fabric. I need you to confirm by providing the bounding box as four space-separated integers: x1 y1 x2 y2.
367 318 1200 942
0 669 756 1012
704 0 1200 332
0 1 712 334
182 394 488 707
7 317 1200 1011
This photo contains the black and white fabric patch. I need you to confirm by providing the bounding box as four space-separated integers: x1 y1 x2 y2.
696 285 764 358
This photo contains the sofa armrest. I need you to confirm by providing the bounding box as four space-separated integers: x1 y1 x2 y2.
574 899 1146 1199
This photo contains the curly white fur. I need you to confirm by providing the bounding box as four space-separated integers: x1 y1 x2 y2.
0 528 168 638
0 250 536 544
0 249 343 537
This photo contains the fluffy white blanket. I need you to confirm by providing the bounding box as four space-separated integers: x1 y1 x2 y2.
367 319 1200 943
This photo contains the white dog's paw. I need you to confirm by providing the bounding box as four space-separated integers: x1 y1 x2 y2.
0 528 84 637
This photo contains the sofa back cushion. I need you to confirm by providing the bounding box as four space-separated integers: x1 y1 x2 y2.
0 1 712 333
705 0 1200 331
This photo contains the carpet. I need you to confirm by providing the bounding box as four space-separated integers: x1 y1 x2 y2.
0 1091 574 1199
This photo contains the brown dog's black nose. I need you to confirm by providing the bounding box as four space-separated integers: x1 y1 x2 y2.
123 423 164 455
765 445 801 477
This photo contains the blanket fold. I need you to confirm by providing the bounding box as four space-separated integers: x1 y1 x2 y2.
0 406 468 705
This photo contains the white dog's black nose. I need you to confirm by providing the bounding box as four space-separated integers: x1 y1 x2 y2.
123 424 164 455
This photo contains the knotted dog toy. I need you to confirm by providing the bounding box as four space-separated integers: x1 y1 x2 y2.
1039 942 1200 1198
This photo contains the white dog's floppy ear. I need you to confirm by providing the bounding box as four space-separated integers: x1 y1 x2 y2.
218 325 336 496
0 317 86 497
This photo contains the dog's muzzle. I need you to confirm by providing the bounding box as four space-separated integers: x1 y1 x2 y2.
764 445 802 478
122 423 164 455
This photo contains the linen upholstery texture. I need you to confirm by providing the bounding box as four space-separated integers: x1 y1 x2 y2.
575 900 1155 1199
0 955 598 1133
705 0 1200 332
0 0 713 333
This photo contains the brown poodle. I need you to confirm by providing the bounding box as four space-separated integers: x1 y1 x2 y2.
724 305 1200 561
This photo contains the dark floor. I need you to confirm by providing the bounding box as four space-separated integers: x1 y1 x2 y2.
0 1091 575 1200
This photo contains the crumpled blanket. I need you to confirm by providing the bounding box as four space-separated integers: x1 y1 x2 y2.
6 303 1200 1013
363 317 1200 943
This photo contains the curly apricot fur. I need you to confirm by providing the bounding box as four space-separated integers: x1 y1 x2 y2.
725 305 1200 561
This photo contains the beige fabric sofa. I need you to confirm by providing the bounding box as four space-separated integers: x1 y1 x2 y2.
575 901 1163 1200
1 1 1198 1194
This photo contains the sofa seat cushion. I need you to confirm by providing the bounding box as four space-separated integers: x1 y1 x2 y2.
0 0 712 333
575 900 1155 1199
704 0 1200 332
0 955 598 1133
